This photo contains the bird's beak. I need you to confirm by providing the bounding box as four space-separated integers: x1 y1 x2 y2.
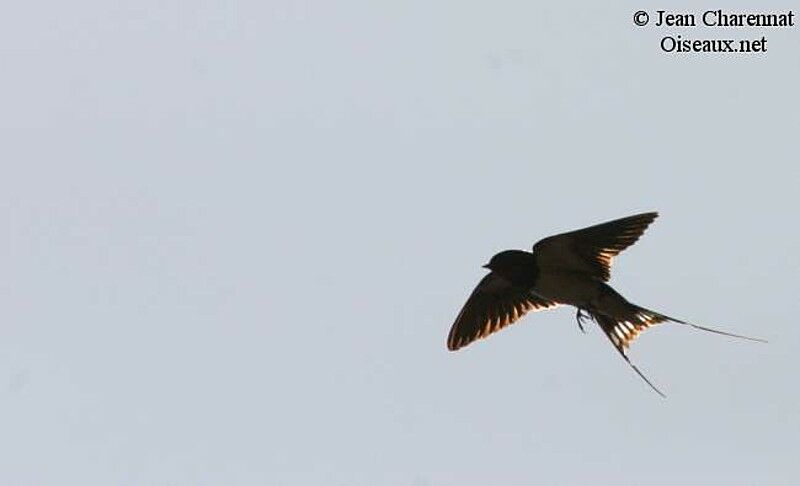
482 263 490 269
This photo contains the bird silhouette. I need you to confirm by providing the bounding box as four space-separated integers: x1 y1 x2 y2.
447 212 765 396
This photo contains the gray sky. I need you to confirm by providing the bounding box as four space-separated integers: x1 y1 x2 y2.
1 1 798 485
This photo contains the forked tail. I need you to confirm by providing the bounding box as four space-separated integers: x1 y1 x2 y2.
591 304 765 397
635 306 766 344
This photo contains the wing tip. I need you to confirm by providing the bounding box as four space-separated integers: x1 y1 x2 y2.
633 211 659 225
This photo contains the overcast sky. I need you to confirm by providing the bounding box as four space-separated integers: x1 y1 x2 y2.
1 1 798 485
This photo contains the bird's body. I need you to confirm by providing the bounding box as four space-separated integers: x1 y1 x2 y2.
535 270 604 309
447 212 763 396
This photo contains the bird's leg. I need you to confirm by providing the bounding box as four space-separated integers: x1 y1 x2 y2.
575 308 593 334
576 309 586 333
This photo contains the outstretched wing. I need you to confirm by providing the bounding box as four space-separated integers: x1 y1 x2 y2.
533 212 658 281
447 273 559 351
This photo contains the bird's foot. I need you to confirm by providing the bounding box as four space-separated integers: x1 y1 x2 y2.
575 308 593 334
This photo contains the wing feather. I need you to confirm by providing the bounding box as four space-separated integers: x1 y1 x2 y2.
533 212 658 281
447 274 559 351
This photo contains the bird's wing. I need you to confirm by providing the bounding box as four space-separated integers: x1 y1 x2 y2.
532 212 658 281
447 273 559 351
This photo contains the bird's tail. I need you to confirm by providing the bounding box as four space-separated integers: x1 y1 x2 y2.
630 305 767 344
591 302 765 397
592 312 666 397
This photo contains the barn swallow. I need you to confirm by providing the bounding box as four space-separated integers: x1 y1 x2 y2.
447 212 765 396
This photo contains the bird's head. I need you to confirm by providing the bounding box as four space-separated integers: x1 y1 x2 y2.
482 250 534 274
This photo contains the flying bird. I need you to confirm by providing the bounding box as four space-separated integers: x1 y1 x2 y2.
447 212 764 396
